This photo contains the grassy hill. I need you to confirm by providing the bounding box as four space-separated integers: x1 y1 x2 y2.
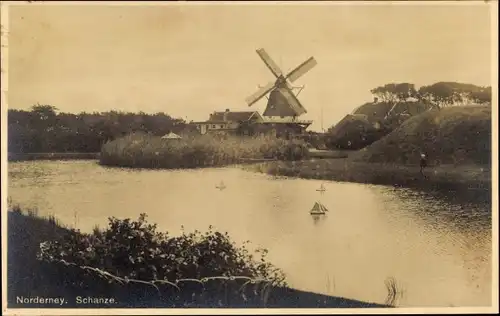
326 101 433 150
350 105 491 166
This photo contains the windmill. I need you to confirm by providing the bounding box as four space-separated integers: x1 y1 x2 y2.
245 48 317 119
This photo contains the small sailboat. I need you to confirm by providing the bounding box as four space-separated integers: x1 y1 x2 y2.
310 201 329 215
316 183 326 193
215 181 226 190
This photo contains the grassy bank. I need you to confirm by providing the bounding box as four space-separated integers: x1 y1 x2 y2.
247 159 490 192
7 206 388 308
249 106 491 192
99 133 309 169
8 152 100 162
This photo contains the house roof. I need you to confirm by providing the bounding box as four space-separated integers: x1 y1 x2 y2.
207 111 260 122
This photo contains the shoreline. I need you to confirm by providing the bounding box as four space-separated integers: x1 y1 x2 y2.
8 152 491 195
8 152 101 162
243 158 491 194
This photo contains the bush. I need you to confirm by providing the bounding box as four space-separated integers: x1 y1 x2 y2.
37 214 287 287
99 133 309 169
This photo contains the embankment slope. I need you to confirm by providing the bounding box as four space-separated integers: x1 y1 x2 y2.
350 105 491 166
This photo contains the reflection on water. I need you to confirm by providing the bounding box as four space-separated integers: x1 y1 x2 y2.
311 214 328 226
7 160 492 307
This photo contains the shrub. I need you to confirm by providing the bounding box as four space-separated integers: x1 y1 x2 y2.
99 133 309 169
37 214 287 287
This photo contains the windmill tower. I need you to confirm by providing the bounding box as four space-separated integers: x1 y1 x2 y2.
245 48 317 120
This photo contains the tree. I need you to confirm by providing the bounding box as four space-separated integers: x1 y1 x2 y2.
417 82 491 109
7 106 188 153
370 83 417 103
31 104 58 122
393 83 417 102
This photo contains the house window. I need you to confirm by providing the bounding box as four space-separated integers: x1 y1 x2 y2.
220 125 224 128
212 125 216 128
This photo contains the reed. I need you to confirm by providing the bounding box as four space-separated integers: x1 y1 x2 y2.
384 277 404 307
99 133 309 169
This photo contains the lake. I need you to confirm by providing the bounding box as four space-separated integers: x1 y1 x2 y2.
7 160 492 307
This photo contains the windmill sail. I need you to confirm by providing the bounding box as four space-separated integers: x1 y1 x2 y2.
247 48 316 117
280 86 308 116
256 48 283 78
246 80 276 106
286 57 317 83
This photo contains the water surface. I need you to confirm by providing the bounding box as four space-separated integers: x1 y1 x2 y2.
7 160 492 307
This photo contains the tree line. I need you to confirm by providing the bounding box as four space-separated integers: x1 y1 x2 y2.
370 81 491 109
8 104 190 153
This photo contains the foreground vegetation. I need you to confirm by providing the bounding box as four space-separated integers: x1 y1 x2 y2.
7 206 386 308
100 133 309 169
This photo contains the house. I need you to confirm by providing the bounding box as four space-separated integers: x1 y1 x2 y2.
193 108 313 138
193 109 264 135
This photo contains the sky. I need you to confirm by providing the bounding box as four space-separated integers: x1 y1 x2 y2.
5 2 494 131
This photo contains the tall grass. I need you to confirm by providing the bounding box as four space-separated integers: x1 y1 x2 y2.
100 133 310 169
384 277 404 307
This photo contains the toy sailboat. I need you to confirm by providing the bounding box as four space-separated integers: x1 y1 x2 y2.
215 181 226 190
310 201 329 215
316 183 326 193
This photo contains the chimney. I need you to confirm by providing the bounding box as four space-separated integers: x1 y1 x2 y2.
223 109 230 121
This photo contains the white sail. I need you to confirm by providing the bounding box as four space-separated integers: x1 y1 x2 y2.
216 181 226 190
320 203 329 213
310 202 326 215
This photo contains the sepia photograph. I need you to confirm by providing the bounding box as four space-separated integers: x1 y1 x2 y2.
1 1 498 315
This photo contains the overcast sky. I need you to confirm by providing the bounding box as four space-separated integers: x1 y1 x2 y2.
6 2 493 131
